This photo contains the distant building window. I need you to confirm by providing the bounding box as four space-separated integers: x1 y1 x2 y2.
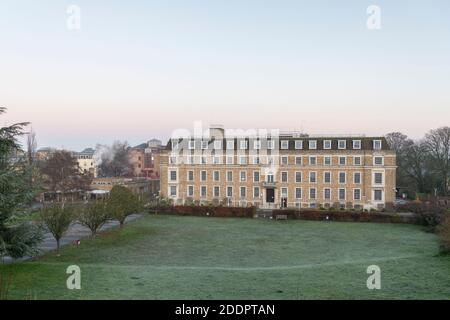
339 172 346 184
227 186 233 198
281 187 288 198
171 140 179 149
226 156 234 164
374 156 384 165
240 171 247 182
214 186 220 198
309 156 317 166
201 170 207 181
253 156 260 165
339 188 346 200
295 172 302 183
374 190 383 201
214 140 222 149
373 140 382 150
374 172 383 184
353 140 361 149
338 140 346 149
281 171 288 182
253 187 260 198
309 188 316 200
240 187 246 198
281 156 288 165
324 171 331 183
281 140 289 149
169 170 177 181
188 171 194 181
214 171 220 181
267 174 274 183
339 156 346 166
323 140 332 149
295 188 302 199
201 186 207 197
354 156 362 166
354 189 361 200
213 156 221 165
188 140 195 150
201 141 208 150
295 156 302 166
170 186 177 197
226 140 234 150
267 140 275 150
295 140 303 149
309 140 317 150
354 172 361 184
227 171 233 182
239 156 247 165
254 140 261 150
201 156 207 164
169 156 177 164
309 172 316 183
253 171 260 182
324 156 331 166
239 140 248 150
324 188 331 200
188 185 194 197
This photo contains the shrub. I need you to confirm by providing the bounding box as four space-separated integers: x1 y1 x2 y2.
78 200 111 237
40 204 76 253
396 202 446 230
107 186 141 227
438 216 450 254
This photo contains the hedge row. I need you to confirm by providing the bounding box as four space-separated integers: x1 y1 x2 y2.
154 205 256 218
272 209 418 224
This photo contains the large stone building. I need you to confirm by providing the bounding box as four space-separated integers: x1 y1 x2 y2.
160 126 396 210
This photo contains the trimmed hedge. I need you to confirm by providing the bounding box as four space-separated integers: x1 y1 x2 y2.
272 209 417 224
154 205 256 218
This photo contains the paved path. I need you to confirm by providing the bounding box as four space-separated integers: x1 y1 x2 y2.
1 214 144 264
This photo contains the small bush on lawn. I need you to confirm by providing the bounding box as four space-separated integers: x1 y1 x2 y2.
438 216 450 254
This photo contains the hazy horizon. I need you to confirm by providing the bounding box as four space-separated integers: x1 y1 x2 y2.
1 0 449 150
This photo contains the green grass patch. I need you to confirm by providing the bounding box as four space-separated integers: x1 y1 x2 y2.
1 215 450 299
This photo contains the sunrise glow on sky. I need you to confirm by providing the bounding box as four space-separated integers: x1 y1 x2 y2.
1 0 449 150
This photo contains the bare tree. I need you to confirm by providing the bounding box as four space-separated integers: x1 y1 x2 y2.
424 127 450 196
386 132 415 190
26 127 37 166
403 141 434 194
96 141 134 178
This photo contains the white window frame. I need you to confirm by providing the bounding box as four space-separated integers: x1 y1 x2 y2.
324 188 332 200
338 140 346 150
324 156 332 166
253 171 260 182
253 186 260 199
169 169 178 182
295 171 302 183
309 187 317 200
338 188 346 201
354 156 362 166
353 140 361 149
267 140 275 150
339 171 346 184
213 170 220 182
281 171 288 183
226 170 233 182
309 171 317 184
309 156 317 166
353 188 361 201
309 140 317 150
188 140 195 150
295 140 303 149
240 170 247 182
373 156 384 166
239 140 248 150
187 170 194 182
201 141 209 150
200 170 207 182
324 171 332 184
323 140 332 150
226 140 234 150
253 140 261 150
295 187 302 199
213 186 220 198
354 172 362 184
214 140 222 150
281 140 289 150
373 139 382 150
339 156 346 166
187 185 194 197
200 185 207 198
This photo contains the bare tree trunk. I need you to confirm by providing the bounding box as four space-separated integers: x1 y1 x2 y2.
56 238 60 255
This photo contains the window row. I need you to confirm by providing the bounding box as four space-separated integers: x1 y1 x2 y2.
168 155 385 166
173 139 383 151
170 170 384 185
168 186 384 202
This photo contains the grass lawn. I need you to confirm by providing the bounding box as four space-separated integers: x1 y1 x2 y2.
1 215 450 300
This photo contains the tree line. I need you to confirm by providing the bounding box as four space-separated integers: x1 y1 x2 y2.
386 127 450 198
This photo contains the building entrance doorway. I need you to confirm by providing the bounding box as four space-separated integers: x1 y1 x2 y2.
266 188 275 203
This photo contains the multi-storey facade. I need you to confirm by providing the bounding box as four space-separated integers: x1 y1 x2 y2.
75 148 97 177
130 139 163 179
160 127 396 210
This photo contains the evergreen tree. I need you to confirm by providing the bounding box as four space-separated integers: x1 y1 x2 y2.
0 107 42 259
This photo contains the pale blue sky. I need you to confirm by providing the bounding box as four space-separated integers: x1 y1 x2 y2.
1 0 449 150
